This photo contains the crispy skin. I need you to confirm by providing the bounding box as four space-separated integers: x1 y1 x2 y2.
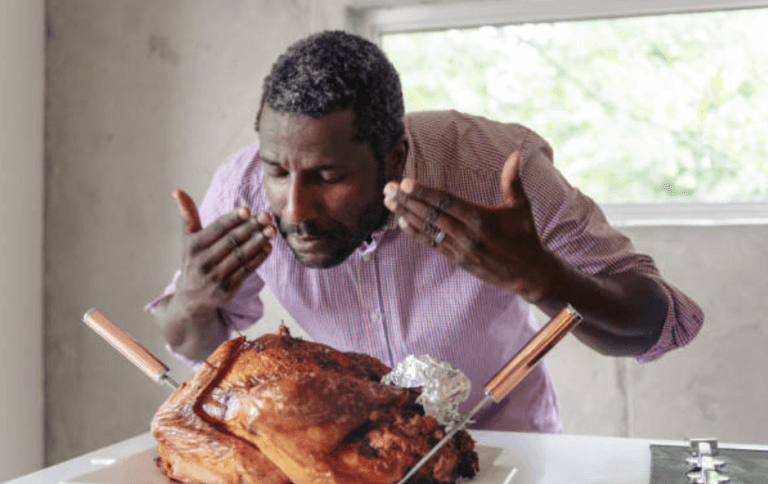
152 328 478 484
152 337 291 484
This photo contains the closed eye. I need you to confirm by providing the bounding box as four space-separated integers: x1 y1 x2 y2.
320 171 347 184
266 167 289 178
262 158 288 178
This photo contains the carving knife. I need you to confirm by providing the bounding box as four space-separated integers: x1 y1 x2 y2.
83 305 581 483
395 305 583 484
82 308 180 390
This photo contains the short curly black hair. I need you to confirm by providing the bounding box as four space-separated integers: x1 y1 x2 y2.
255 30 405 166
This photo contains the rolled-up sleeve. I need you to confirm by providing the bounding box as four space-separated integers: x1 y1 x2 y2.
519 148 704 362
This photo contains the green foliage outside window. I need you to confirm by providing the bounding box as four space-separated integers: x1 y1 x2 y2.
382 8 768 203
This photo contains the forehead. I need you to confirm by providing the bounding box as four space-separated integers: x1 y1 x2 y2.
259 107 371 164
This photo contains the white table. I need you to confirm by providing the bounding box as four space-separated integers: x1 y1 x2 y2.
5 430 766 484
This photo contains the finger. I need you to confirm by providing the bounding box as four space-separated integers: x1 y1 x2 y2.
202 217 275 271
172 189 203 234
500 151 526 207
224 243 273 291
189 206 252 251
384 179 483 231
385 189 455 235
219 235 273 291
397 215 446 249
256 211 273 227
394 204 465 255
398 213 489 278
392 190 489 260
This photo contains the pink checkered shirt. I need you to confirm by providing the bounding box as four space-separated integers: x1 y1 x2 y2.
149 110 703 432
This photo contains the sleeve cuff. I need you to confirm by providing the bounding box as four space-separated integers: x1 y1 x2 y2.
164 343 203 370
144 270 181 313
635 279 704 364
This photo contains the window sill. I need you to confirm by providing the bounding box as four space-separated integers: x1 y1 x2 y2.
349 0 768 40
601 202 768 227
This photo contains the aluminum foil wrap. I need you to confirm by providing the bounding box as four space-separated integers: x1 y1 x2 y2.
382 354 471 427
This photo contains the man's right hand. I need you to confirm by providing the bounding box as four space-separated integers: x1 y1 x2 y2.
154 189 276 361
172 189 276 315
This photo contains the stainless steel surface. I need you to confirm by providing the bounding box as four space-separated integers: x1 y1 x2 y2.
687 439 730 484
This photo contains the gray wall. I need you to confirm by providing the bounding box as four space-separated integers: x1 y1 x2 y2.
0 1 44 481
44 0 348 466
42 0 768 469
546 225 768 445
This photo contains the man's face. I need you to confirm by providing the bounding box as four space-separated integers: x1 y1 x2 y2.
259 107 391 268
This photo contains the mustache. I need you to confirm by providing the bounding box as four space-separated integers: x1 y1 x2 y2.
278 220 340 239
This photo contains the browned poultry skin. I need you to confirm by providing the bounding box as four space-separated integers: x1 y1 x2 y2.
152 327 478 484
152 336 291 484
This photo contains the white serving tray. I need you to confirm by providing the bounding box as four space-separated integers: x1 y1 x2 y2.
64 444 521 484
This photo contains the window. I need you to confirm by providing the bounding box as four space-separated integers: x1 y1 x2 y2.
351 0 768 225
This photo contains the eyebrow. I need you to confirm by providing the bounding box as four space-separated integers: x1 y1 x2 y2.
261 156 344 171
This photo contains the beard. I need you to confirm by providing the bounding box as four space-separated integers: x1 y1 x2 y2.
277 197 390 269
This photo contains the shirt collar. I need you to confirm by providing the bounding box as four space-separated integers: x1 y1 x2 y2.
355 212 396 258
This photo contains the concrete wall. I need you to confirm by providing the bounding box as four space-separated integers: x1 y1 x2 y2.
0 1 45 481
546 225 768 445
43 0 350 467
40 0 768 470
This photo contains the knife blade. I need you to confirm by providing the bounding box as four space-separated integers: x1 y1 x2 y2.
395 305 583 484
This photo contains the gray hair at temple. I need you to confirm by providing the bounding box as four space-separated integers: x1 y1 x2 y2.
255 30 405 166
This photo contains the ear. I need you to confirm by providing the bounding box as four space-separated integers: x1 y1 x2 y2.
384 135 408 182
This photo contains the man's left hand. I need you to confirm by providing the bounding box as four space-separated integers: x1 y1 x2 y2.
383 152 562 303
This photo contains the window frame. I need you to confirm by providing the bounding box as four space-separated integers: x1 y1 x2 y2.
348 0 768 227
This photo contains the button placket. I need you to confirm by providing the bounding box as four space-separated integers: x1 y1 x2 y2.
360 253 380 323
356 248 394 365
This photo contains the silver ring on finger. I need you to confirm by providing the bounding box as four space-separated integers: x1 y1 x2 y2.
434 230 446 246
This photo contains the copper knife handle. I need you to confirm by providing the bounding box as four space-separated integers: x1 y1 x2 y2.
82 308 177 388
395 305 582 484
485 305 582 401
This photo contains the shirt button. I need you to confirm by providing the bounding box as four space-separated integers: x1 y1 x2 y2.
371 313 380 322
363 254 372 262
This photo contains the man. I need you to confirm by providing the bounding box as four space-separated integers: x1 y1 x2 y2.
148 30 703 432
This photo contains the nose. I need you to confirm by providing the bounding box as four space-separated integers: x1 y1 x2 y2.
282 173 318 226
